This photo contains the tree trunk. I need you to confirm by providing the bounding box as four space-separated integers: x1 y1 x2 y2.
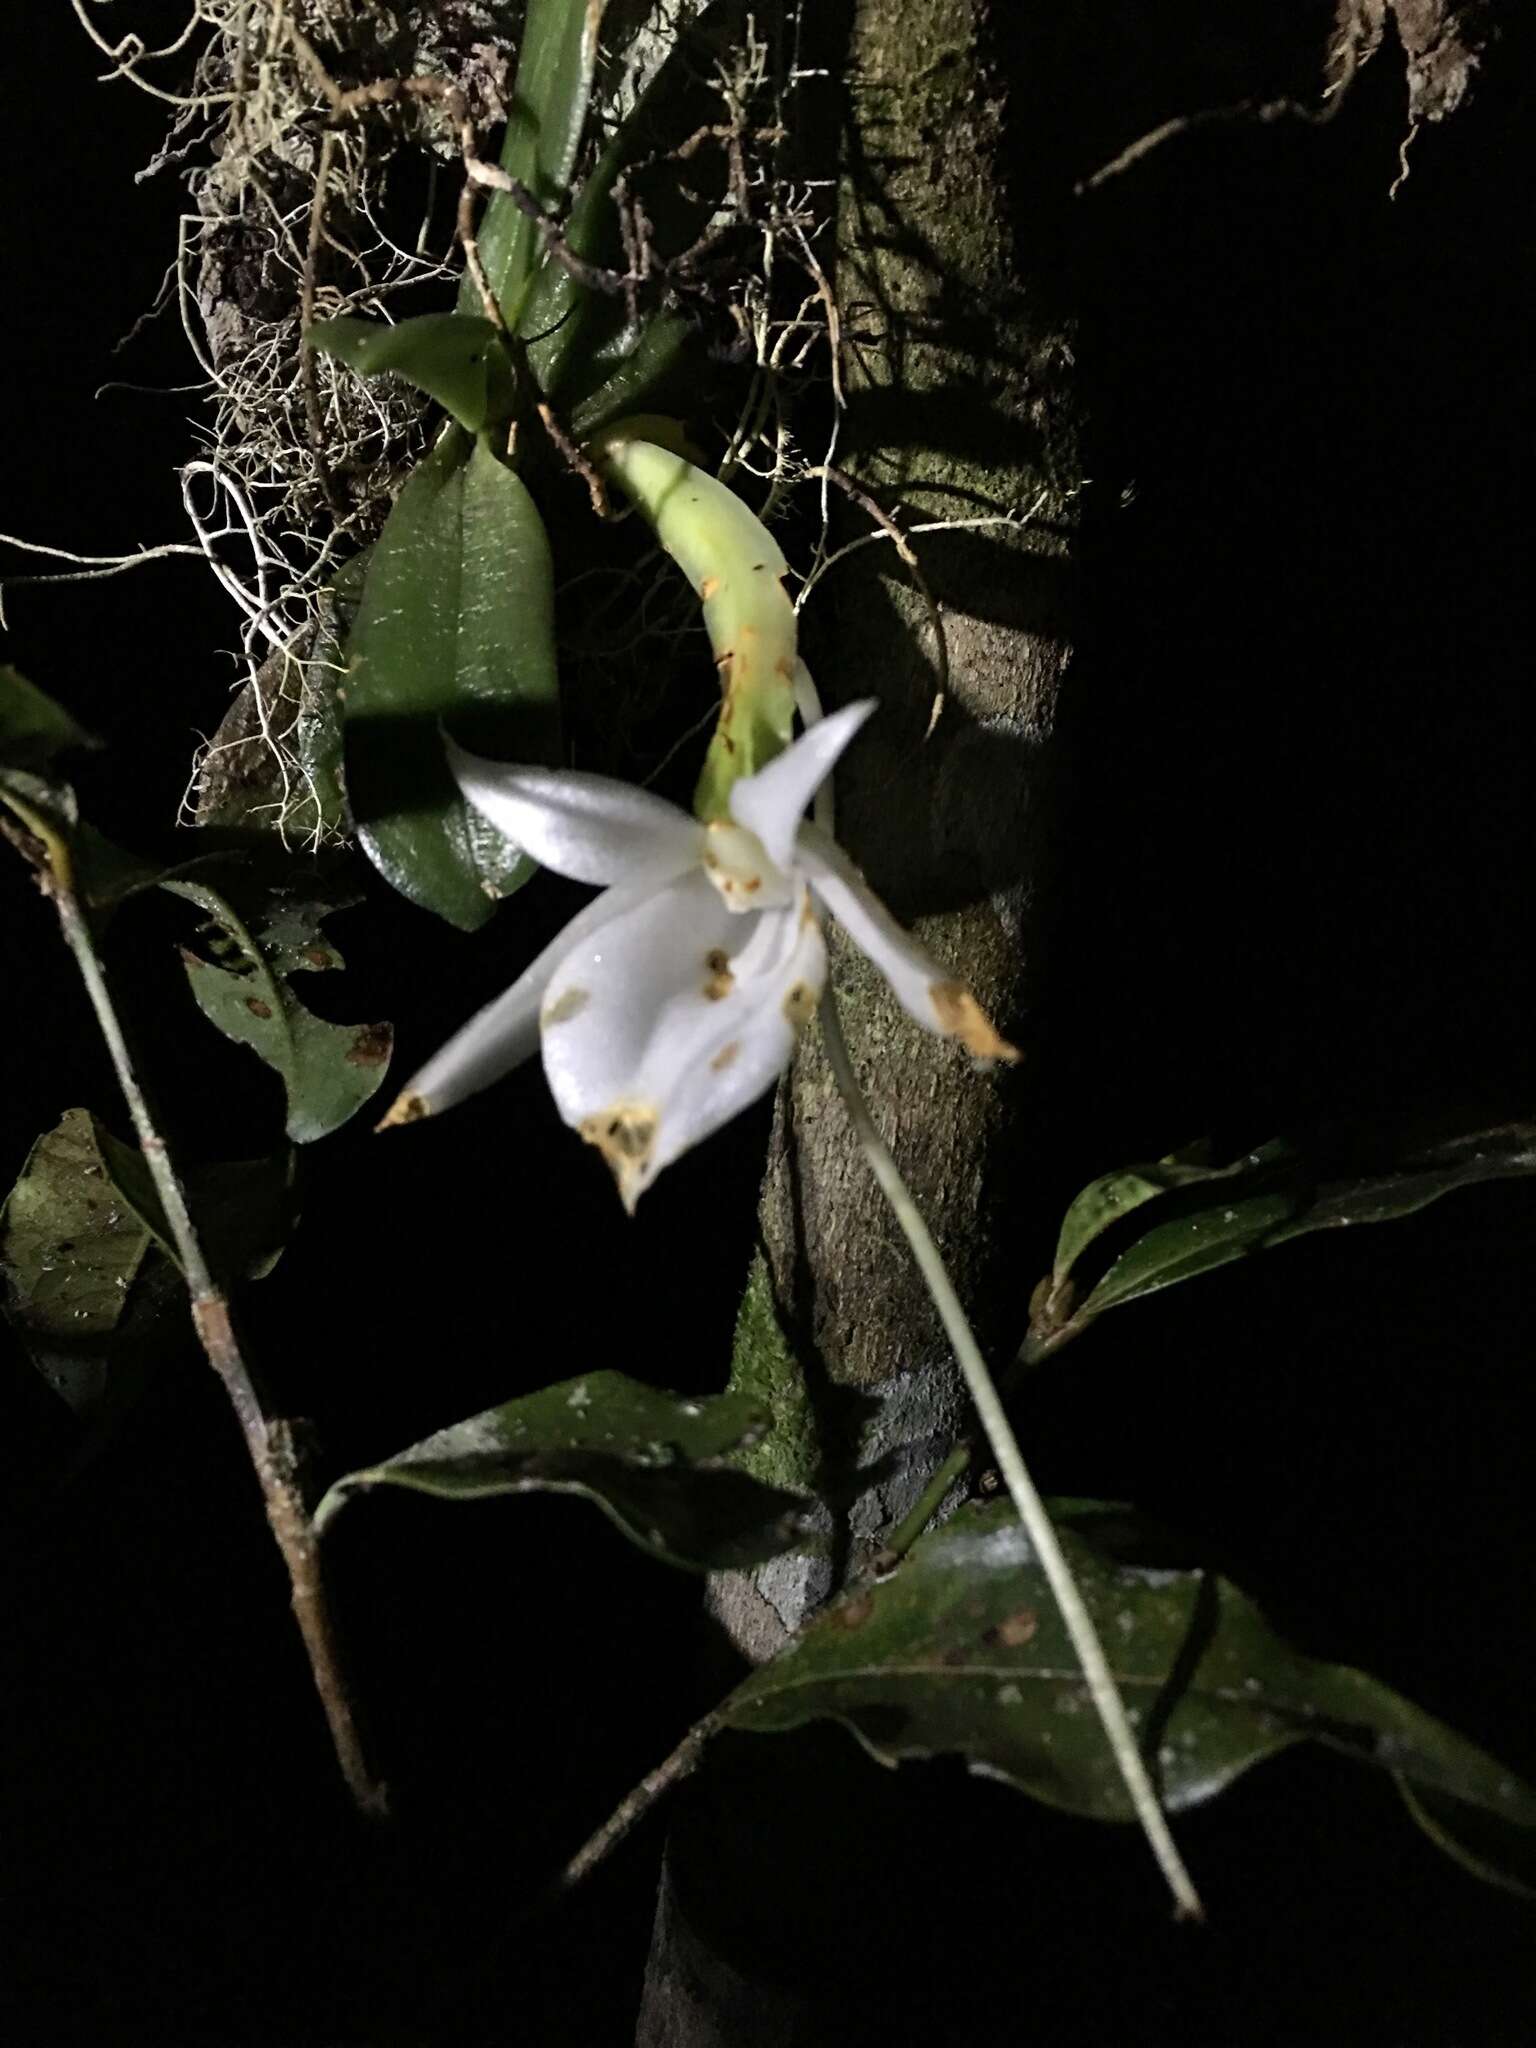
637 2 1079 2036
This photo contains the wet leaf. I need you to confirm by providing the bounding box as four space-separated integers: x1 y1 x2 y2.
464 0 613 324
0 1110 175 1419
723 1501 1536 1861
0 665 96 772
1026 1118 1536 1361
343 428 561 929
165 862 392 1143
307 314 517 434
314 1370 815 1572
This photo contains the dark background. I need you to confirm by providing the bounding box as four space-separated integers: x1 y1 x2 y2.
1 5 1530 2043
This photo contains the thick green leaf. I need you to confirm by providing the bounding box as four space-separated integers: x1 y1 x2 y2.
724 1500 1536 1857
1050 1166 1171 1283
463 0 611 323
0 665 96 772
314 1370 816 1572
165 862 392 1143
524 2 740 413
307 314 518 434
0 1110 176 1418
1026 1118 1536 1361
343 428 561 929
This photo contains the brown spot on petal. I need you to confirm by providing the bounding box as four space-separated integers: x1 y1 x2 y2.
929 981 1020 1062
782 980 818 1031
699 575 720 601
542 985 590 1028
376 1091 430 1131
302 945 333 969
703 948 734 1001
245 997 273 1020
710 1040 741 1072
743 875 761 893
579 1103 658 1213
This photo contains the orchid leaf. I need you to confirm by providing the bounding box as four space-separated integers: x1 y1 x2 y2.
314 1370 815 1572
1026 1117 1536 1362
0 665 97 773
525 1 741 415
462 0 614 324
342 428 561 929
723 1500 1536 1874
307 314 517 434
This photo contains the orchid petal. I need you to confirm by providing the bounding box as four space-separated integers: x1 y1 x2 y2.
447 738 702 887
796 821 1020 1062
541 872 826 1208
727 698 877 872
379 867 684 1125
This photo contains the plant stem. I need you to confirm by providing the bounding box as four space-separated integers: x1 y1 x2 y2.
817 991 1202 1919
554 1713 720 1897
874 1440 972 1568
44 870 387 1818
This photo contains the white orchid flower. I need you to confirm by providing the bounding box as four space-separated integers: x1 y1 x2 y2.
381 699 1017 1209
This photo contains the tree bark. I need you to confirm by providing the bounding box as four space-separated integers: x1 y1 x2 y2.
638 2 1080 2037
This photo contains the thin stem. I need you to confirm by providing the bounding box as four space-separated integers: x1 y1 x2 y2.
817 993 1202 1920
873 1440 972 1569
553 1713 720 1897
28 845 388 1817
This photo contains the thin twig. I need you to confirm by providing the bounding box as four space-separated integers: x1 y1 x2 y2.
553 1713 720 1897
806 462 949 715
1078 87 1350 196
536 402 612 519
1 794 387 1819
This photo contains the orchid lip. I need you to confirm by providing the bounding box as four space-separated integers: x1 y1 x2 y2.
701 819 794 911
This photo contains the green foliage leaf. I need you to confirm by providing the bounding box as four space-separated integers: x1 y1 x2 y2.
164 862 392 1143
523 2 741 419
1 1110 176 1419
464 0 612 323
723 1500 1536 1860
1026 1118 1536 1361
342 428 561 928
314 1370 815 1572
306 314 518 434
0 665 96 772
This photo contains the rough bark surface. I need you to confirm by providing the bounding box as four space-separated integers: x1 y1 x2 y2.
713 0 1078 1640
637 1 1079 2039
